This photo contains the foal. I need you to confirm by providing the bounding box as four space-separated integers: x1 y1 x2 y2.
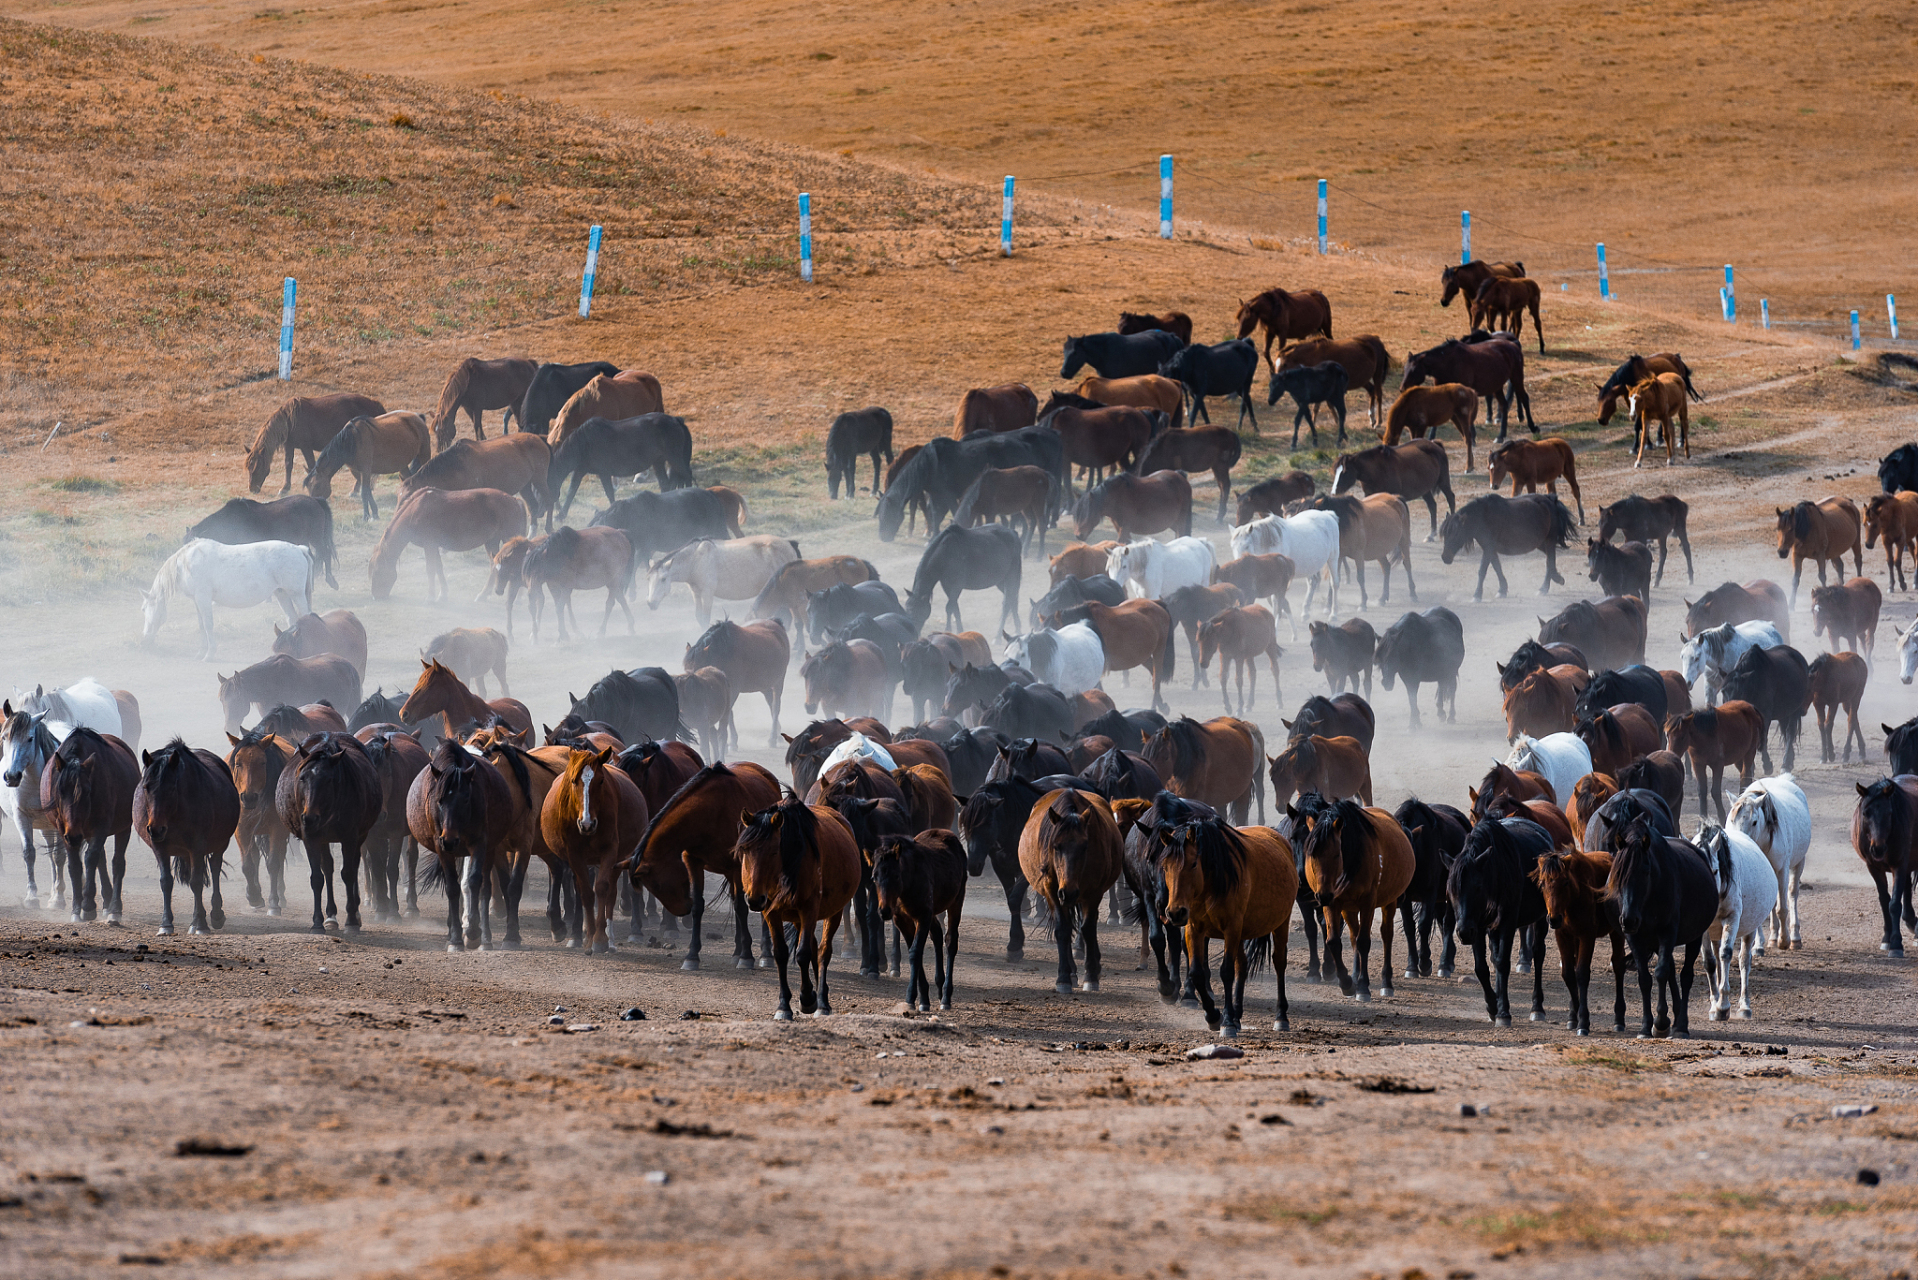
1532 848 1627 1035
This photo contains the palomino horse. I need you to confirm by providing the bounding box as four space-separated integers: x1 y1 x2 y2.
43 727 137 925
401 435 554 527
687 619 791 748
1073 373 1185 420
737 796 861 1019
540 746 649 955
407 739 517 950
1472 275 1545 352
1018 788 1125 994
629 762 782 968
272 609 368 678
1851 776 1918 957
133 740 241 936
304 412 432 520
1490 437 1583 523
522 526 635 642
1152 797 1297 1035
246 392 384 495
1532 847 1629 1034
1438 493 1574 600
1775 497 1864 606
1235 287 1333 359
429 356 537 448
1608 818 1718 1038
872 831 969 1012
226 728 293 915
218 653 361 736
275 731 382 935
1274 335 1392 430
1627 374 1691 467
1439 260 1524 311
1294 796 1415 1002
400 659 533 740
1143 716 1265 824
142 539 313 660
1384 384 1481 471
1198 604 1283 713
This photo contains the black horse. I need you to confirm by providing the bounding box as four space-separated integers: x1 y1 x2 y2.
1403 336 1533 436
566 668 687 744
1282 692 1376 752
1596 494 1694 585
187 495 339 590
956 776 1049 960
933 726 1009 798
1081 746 1164 801
1030 573 1127 630
1610 818 1717 1038
941 661 1032 720
1160 338 1261 432
1439 493 1575 600
986 738 1074 783
876 427 1066 543
904 523 1023 633
1393 797 1467 979
827 407 894 500
517 360 620 438
1722 644 1811 772
1853 777 1918 957
1060 329 1185 380
1449 815 1553 1027
1496 638 1589 693
831 794 914 979
549 413 694 518
1375 607 1464 729
805 581 904 646
1879 443 1918 494
1575 664 1670 722
1267 360 1350 447
1885 716 1918 776
1074 707 1168 757
590 488 736 569
980 682 1075 743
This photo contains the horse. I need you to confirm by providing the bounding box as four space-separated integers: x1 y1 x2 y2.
370 487 526 601
1615 751 1686 822
256 702 348 741
645 537 797 630
1267 361 1349 447
1496 637 1590 692
1472 276 1545 351
981 683 1076 743
1235 286 1333 358
591 488 738 564
357 728 428 923
1863 490 1918 590
540 746 649 955
1774 497 1863 606
547 371 666 446
1448 815 1552 1025
1072 471 1193 543
1266 734 1370 811
1019 788 1125 994
1284 695 1375 759
1438 494 1573 600
246 392 385 495
420 627 509 699
1810 576 1882 657
825 407 894 499
1582 788 1678 856
1274 335 1392 429
1505 731 1592 807
566 668 685 745
1881 442 1918 493
1402 336 1531 438
1684 580 1792 647
1003 621 1106 700
872 831 968 1011
903 523 1023 634
516 360 620 439
1389 797 1467 979
687 619 791 748
187 495 339 590
141 539 313 660
1332 441 1455 543
1311 492 1414 609
630 762 782 968
1586 539 1652 603
1596 352 1702 423
1307 618 1375 697
1608 818 1718 1038
750 555 879 626
1539 596 1648 671
225 728 294 915
276 731 382 935
1161 339 1261 432
1293 796 1414 1002
1232 511 1340 616
1467 761 1556 823
1490 438 1582 523
549 413 695 518
800 640 894 721
1197 605 1282 713
1376 607 1465 729
41 728 137 925
1851 776 1918 957
1134 427 1241 523
304 412 431 520
954 465 1058 553
401 658 534 740
1439 260 1525 311
1502 666 1581 742
1384 384 1481 472
1045 598 1176 710
952 383 1039 436
1565 773 1621 848
1033 573 1130 633
898 632 993 723
1666 703 1764 823
876 428 1066 542
2 708 66 908
1154 804 1297 1035
952 775 1044 960
1143 716 1265 824
1531 847 1627 1035
218 653 361 736
132 740 240 936
1060 329 1185 380
1154 582 1248 691
1108 536 1215 606
407 740 517 950
1598 494 1694 585
1118 310 1194 343
1809 652 1870 763
1722 777 1808 956
736 797 861 1019
1721 645 1812 772
429 356 536 447
1694 824 1777 1021
15 678 130 741
1575 704 1663 775
521 525 635 643
1071 372 1185 420
272 609 368 678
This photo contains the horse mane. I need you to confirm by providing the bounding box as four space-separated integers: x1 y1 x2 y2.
771 798 817 892
1604 817 1658 897
1314 494 1362 535
480 740 535 801
141 736 194 784
1156 718 1207 778
1309 798 1371 898
313 418 365 473
1187 810 1247 900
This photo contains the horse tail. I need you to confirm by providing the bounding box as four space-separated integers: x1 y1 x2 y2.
1243 931 1272 975
419 852 447 894
1159 604 1177 685
312 501 337 583
860 559 879 581
1248 722 1266 824
1548 499 1574 549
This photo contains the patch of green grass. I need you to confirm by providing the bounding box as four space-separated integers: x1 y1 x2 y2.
47 474 121 494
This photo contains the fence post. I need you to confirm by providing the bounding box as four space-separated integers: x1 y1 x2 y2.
1761 298 1771 330
798 193 814 282
1001 176 1015 257
1722 264 1735 323
1890 294 1901 341
277 277 296 381
1317 179 1327 254
578 224 603 319
1596 244 1611 300
1159 155 1173 239
1852 310 1862 350
1460 210 1471 264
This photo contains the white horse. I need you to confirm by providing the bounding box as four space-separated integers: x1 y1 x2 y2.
1005 622 1105 696
141 538 313 660
1231 511 1341 617
821 732 895 776
1899 615 1918 684
1726 774 1811 952
1506 732 1592 805
1680 620 1784 706
1 707 66 909
1106 536 1215 601
1694 823 1778 1021
647 537 799 628
20 677 123 739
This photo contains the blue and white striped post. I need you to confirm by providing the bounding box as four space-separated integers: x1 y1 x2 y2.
578 224 602 319
1316 179 1327 254
1890 294 1901 341
1721 264 1736 323
1460 210 1471 264
1761 298 1771 330
1158 155 1173 239
798 193 814 283
1000 176 1015 257
1596 243 1611 300
277 277 296 381
1852 310 1862 350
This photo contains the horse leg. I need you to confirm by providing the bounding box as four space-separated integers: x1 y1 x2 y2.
769 914 797 1021
1189 929 1221 1031
1404 679 1422 732
1674 940 1699 1037
1870 867 1900 953
1400 895 1421 979
1004 870 1026 963
155 847 177 937
1491 927 1518 1027
240 835 265 911
1527 919 1547 1020
1081 910 1102 993
1323 907 1353 997
1555 929 1581 1033
1540 545 1563 594
500 850 527 949
939 906 959 1010
1351 907 1376 1002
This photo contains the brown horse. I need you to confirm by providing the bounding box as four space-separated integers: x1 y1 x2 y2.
1384 383 1481 472
1576 704 1664 775
1293 797 1415 1001
424 626 511 697
1490 437 1583 523
1850 776 1918 957
370 486 527 600
276 731 382 934
1046 597 1177 709
430 356 537 448
1775 497 1864 606
882 445 932 536
1198 604 1283 713
1502 666 1582 742
735 797 861 1018
226 729 294 915
272 609 368 677
1684 580 1792 645
1666 703 1763 823
540 746 649 954
1071 470 1192 542
1266 733 1371 810
954 465 1058 554
891 763 958 833
1468 760 1556 822
1161 583 1247 688
1627 374 1692 467
953 383 1038 436
1047 405 1163 493
1484 793 1576 851
871 831 969 1011
1213 553 1297 631
1808 651 1870 763
800 639 893 721
1116 311 1194 344
485 536 544 638
1234 472 1317 524
1810 576 1882 657
1236 287 1333 359
134 740 241 936
407 739 517 950
687 618 792 748
630 761 782 967
1439 260 1525 310
1277 335 1391 428
401 434 554 526
1315 492 1414 608
1074 373 1185 419
1135 426 1242 522
1152 802 1297 1035
548 372 665 446
1143 716 1265 823
357 727 429 923
749 555 877 625
1019 788 1126 993
218 653 361 736
1048 541 1122 585
1565 773 1621 849
1532 848 1629 1034
1596 353 1701 424
304 412 431 520
1472 276 1545 352
41 728 137 925
1865 491 1918 591
674 667 732 760
1332 441 1456 542
400 659 533 740
247 392 385 495
523 525 636 642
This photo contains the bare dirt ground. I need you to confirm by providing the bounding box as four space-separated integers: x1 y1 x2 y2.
4 13 1918 1279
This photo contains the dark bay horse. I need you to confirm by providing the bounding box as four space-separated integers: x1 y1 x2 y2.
272 609 368 678
1235 286 1332 359
1472 276 1545 352
1072 471 1193 543
1061 329 1185 380
401 434 554 527
1449 815 1552 1026
1439 493 1574 600
1274 336 1391 429
246 392 384 496
1851 776 1918 957
956 775 1047 960
430 356 536 448
1118 310 1194 343
408 739 517 950
872 831 969 1011
1376 607 1465 729
737 797 861 1019
359 728 428 923
274 732 382 935
1402 336 1532 438
1439 260 1524 310
134 740 241 936
227 728 294 915
629 762 782 968
42 728 137 925
1135 426 1242 522
517 360 620 440
1332 440 1455 541
905 523 1023 633
1597 352 1701 423
305 412 431 520
219 653 362 736
550 413 695 518
826 407 894 499
1392 797 1467 979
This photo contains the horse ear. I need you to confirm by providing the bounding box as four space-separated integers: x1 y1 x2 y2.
1683 600 1693 610
141 750 152 766
226 733 241 747
421 657 431 668
1280 718 1293 730
1468 786 1479 804
1857 782 1871 797
1884 725 1896 737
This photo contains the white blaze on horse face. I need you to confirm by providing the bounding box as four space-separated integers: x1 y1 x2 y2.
1331 463 1346 493
646 562 673 609
577 764 596 833
1900 618 1918 684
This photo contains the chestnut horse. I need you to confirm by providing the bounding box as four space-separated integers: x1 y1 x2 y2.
541 746 649 955
1117 310 1194 344
370 486 527 601
1048 541 1123 584
1489 437 1583 523
1864 491 1918 591
429 356 537 448
1235 287 1333 359
425 627 511 697
272 609 368 677
1333 441 1456 542
401 434 554 527
1046 404 1163 494
1665 703 1763 824
952 383 1038 436
1468 760 1556 822
630 761 783 969
1153 801 1297 1035
1439 260 1525 310
400 659 534 740
737 796 862 1018
247 392 385 495
1142 716 1265 824
41 728 137 925
1073 373 1185 420
1472 276 1545 352
1627 374 1692 467
1502 666 1583 742
1809 576 1882 657
1532 848 1629 1035
1384 384 1481 471
1018 788 1125 993
1566 773 1621 849
304 412 431 520
1266 734 1371 810
134 740 241 936
1807 651 1869 764
1294 797 1415 1001
1597 353 1700 424
749 556 878 626
1071 470 1193 542
1774 497 1863 606
548 372 665 446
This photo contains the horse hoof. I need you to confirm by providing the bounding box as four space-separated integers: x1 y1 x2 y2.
773 1009 793 1022
564 938 581 950
1495 1016 1512 1029
404 909 420 920
1353 991 1370 1004
1437 968 1453 979
1273 1018 1290 1032
1672 1029 1691 1040
1736 1009 1751 1019
1402 968 1417 980
447 943 463 953
500 939 522 951
22 896 38 910
1004 951 1023 964
1380 986 1394 999
1081 980 1099 993
1710 1008 1727 1022
939 1002 952 1012
107 913 123 926
1178 996 1201 1009
1575 1028 1589 1037
1220 1026 1239 1039
735 958 753 970
1304 971 1323 985
681 958 701 972
343 925 360 937
188 925 208 936
267 908 282 918
310 925 328 935
758 957 776 970
155 926 174 937
1529 1011 1544 1022
1054 982 1074 995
